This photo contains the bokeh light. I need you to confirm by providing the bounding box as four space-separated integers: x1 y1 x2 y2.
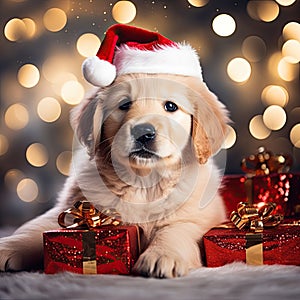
242 36 266 62
37 97 61 123
283 22 300 42
52 72 78 96
261 85 289 107
17 64 40 88
247 1 280 22
227 57 251 83
26 143 49 167
257 1 279 22
22 18 36 39
17 178 39 202
212 14 236 37
249 115 271 140
5 103 29 130
112 1 136 24
61 80 84 105
277 58 299 81
42 55 68 83
187 0 209 7
56 151 72 176
76 33 101 57
4 18 26 42
262 105 286 131
268 52 281 75
222 125 236 149
282 39 300 64
43 8 67 32
4 169 24 190
0 134 9 156
290 124 300 148
275 0 296 6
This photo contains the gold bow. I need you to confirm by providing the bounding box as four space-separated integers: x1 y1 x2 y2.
230 202 283 233
241 146 292 176
58 200 122 229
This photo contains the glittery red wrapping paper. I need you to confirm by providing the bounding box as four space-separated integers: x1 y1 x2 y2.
43 226 139 275
203 224 300 267
220 175 247 217
221 173 300 218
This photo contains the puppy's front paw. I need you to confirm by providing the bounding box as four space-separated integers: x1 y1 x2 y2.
0 238 20 271
133 248 188 278
0 235 42 272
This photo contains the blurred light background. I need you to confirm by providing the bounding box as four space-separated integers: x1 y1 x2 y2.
0 0 299 227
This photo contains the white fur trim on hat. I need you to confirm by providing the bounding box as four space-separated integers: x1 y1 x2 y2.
82 56 116 87
113 44 203 80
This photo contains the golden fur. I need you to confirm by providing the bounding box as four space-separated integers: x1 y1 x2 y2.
0 73 229 278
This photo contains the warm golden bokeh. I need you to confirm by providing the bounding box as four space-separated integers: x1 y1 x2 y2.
5 103 29 130
43 8 67 32
77 33 101 57
249 115 271 140
227 57 251 83
242 36 266 62
282 39 300 64
247 1 279 22
4 18 27 41
187 0 209 7
26 143 49 167
17 178 39 202
4 169 25 190
276 0 297 6
37 97 61 123
56 151 72 176
261 85 289 107
17 64 40 88
0 135 9 156
112 1 136 24
222 125 236 149
212 14 236 37
277 58 299 81
263 105 286 131
290 124 300 148
61 80 85 105
283 22 300 42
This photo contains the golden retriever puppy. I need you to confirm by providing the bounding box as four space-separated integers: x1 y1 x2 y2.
0 73 229 277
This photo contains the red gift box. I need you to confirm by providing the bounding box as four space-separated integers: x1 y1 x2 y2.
43 226 140 275
221 173 300 218
203 222 300 267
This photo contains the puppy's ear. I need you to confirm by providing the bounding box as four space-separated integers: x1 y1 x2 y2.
70 91 103 157
192 116 212 164
191 85 229 164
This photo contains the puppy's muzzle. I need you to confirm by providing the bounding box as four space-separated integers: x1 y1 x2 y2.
131 123 156 146
130 123 158 159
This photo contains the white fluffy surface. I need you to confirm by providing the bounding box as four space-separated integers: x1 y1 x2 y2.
1 228 299 300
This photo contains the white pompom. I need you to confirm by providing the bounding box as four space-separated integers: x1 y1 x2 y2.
82 56 116 87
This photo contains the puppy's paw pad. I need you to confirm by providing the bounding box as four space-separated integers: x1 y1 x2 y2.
133 250 187 278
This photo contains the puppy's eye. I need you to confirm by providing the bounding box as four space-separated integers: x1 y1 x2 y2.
164 101 178 112
119 98 132 111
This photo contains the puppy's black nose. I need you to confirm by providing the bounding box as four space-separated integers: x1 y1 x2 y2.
131 123 156 144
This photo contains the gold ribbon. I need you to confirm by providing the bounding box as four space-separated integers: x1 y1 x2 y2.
241 146 292 177
58 200 122 229
230 202 283 265
230 202 283 233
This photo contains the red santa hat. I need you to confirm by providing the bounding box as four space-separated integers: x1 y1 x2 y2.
82 24 203 87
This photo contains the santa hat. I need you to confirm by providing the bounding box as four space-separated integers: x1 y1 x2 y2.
82 24 203 87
